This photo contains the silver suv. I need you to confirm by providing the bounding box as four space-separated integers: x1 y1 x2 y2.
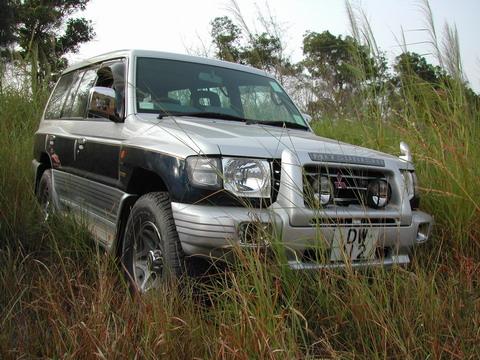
33 49 433 291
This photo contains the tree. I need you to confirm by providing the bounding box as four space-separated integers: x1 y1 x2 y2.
301 31 386 118
1 0 95 90
209 15 295 82
210 16 242 63
0 0 17 48
391 51 479 115
393 52 445 86
241 32 282 72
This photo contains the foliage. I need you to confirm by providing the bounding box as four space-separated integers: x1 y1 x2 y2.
393 51 445 86
208 2 479 120
0 73 479 357
1 0 94 90
391 51 479 112
300 30 388 118
0 0 17 48
210 15 295 82
210 16 242 63
241 32 282 73
302 30 382 89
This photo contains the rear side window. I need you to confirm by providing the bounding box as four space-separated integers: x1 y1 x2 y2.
44 72 75 119
70 68 98 118
61 71 83 118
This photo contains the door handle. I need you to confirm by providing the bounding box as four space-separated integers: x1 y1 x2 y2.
77 138 87 151
74 138 87 160
48 135 56 146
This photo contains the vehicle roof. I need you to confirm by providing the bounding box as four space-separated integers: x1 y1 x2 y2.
64 49 271 77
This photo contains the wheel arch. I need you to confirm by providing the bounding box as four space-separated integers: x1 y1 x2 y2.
113 166 170 258
34 152 52 194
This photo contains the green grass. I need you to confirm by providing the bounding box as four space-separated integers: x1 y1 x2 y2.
1 37 479 359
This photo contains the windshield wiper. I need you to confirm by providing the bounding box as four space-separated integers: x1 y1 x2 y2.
245 120 309 131
157 111 309 131
158 110 247 122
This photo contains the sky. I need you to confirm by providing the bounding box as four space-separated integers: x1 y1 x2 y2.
72 0 480 92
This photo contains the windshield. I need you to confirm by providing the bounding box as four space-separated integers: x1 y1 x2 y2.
135 57 307 127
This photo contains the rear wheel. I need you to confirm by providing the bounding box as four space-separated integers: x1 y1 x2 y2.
37 169 57 221
121 192 185 292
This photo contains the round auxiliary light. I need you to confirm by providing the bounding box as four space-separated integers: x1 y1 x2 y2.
367 179 390 208
313 176 333 206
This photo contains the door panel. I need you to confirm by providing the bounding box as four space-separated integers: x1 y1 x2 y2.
68 59 126 186
72 127 122 186
46 133 76 172
39 59 129 250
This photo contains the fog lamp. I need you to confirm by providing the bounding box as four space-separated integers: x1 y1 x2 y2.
367 179 390 208
416 222 430 243
238 222 272 247
312 176 333 205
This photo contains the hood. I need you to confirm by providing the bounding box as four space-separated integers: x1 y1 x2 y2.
135 115 399 162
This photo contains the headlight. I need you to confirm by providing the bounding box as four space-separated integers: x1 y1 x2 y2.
367 179 391 208
186 156 222 189
401 170 417 199
222 158 271 198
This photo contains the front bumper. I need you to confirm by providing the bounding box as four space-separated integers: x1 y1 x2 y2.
171 201 433 269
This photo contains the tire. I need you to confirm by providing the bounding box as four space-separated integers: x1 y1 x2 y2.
121 192 185 292
37 169 57 221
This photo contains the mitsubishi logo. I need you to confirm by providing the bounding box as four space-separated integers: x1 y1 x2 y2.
334 172 347 189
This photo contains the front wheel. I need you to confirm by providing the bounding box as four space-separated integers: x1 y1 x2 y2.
121 192 185 292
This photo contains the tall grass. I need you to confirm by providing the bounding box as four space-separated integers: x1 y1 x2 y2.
1 6 479 359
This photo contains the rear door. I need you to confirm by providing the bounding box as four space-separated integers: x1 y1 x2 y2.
37 58 128 248
55 59 128 247
41 71 77 173
68 59 127 187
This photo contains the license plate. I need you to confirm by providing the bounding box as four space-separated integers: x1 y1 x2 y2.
330 228 378 261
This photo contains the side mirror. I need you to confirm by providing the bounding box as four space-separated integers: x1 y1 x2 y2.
88 86 122 122
302 113 312 123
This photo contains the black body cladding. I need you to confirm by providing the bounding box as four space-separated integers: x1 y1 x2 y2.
120 147 275 206
34 133 274 207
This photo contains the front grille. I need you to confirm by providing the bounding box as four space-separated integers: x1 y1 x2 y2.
304 165 389 208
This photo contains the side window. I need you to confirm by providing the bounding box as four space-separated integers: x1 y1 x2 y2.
61 71 83 118
90 60 126 118
70 68 98 118
44 72 75 119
